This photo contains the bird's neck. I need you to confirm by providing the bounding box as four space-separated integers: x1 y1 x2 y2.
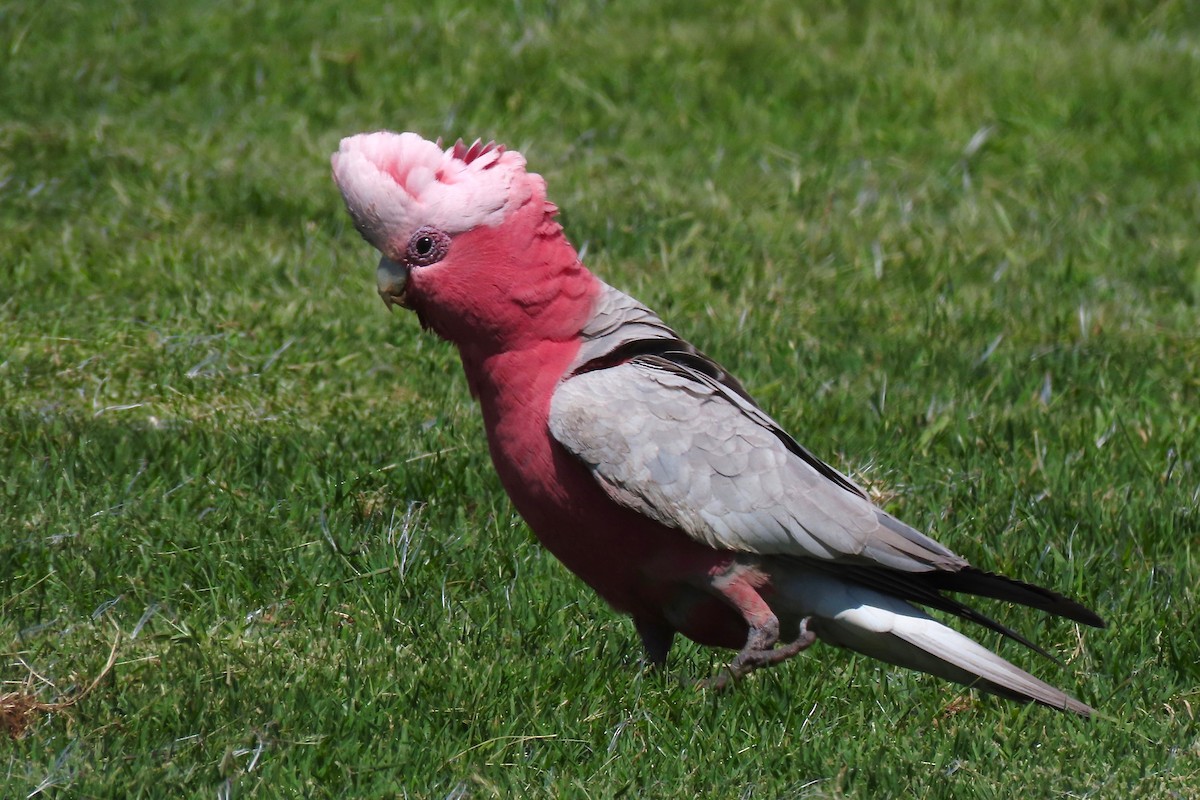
455 259 596 408
450 201 600 389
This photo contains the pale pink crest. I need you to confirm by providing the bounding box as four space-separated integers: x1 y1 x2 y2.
331 131 530 257
440 137 506 164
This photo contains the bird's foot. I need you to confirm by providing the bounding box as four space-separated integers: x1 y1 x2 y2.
700 618 816 691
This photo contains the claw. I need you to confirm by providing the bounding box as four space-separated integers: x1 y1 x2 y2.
700 617 816 691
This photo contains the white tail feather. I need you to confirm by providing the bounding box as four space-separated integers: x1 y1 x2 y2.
773 571 1093 715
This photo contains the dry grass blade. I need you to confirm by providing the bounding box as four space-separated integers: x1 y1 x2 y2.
2 632 120 740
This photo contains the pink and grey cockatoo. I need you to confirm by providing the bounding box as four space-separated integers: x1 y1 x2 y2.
331 131 1104 715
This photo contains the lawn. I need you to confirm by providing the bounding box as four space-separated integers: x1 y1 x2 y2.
2 0 1198 796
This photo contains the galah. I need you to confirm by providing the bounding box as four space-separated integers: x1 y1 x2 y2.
331 131 1104 715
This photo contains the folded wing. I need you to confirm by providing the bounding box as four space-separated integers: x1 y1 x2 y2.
549 348 1103 634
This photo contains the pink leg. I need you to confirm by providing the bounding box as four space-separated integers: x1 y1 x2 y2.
703 573 815 689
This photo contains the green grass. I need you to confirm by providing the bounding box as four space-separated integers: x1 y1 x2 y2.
3 0 1198 796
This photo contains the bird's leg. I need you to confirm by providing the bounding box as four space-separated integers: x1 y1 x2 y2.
705 618 816 690
733 617 816 674
702 572 816 689
634 615 675 668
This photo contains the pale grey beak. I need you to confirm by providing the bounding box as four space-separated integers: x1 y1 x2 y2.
376 255 411 310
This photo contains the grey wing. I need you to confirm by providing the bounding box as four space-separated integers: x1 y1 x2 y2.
548 356 966 573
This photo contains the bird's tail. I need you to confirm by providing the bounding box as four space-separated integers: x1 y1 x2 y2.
772 572 1094 715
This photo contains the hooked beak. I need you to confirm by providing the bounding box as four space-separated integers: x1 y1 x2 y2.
376 255 411 310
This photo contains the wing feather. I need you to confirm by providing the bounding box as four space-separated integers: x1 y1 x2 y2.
553 282 1104 638
549 354 964 573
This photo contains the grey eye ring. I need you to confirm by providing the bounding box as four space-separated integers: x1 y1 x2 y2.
406 226 450 267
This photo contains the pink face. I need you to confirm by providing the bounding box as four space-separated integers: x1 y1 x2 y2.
332 131 576 347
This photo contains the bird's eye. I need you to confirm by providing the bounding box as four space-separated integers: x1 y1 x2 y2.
405 226 450 267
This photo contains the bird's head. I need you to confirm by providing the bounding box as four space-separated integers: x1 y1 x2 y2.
331 131 590 348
